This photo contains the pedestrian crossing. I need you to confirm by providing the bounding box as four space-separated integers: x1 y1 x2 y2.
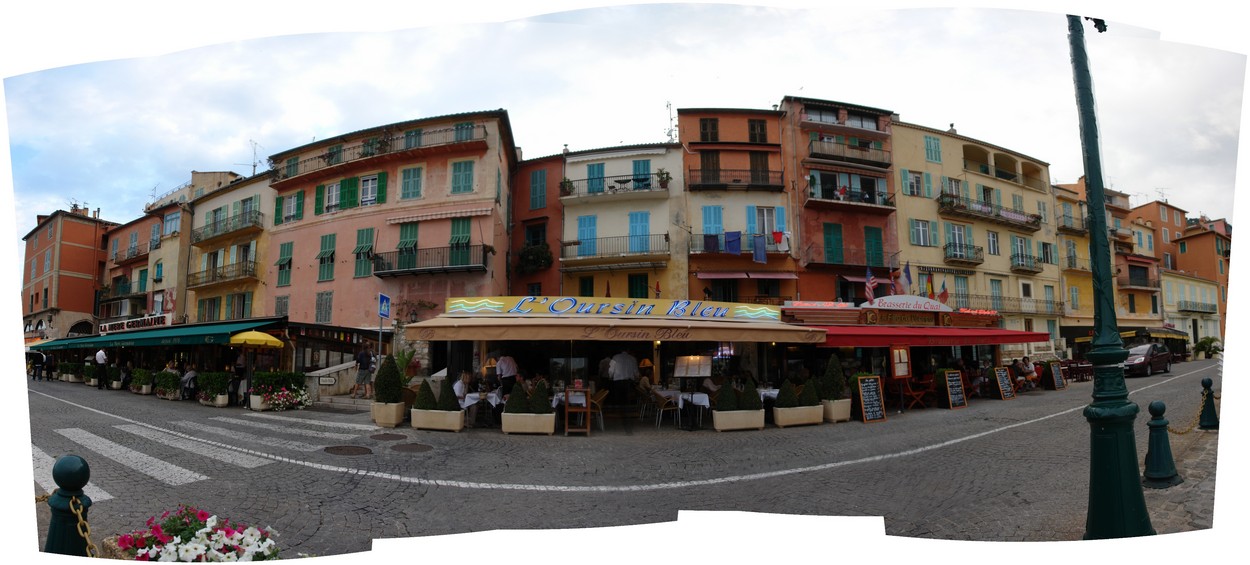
32 414 383 501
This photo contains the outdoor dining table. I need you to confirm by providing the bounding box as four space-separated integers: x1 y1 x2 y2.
550 389 587 408
461 390 503 409
653 388 710 410
757 388 779 401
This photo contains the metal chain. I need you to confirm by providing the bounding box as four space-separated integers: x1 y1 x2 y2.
35 491 53 504
68 495 98 558
1167 388 1208 436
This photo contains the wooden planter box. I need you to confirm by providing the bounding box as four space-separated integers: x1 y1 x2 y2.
372 402 407 428
501 412 556 435
773 405 824 428
712 409 765 432
249 395 271 411
822 399 853 423
411 409 465 432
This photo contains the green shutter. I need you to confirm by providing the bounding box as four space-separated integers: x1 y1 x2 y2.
197 299 206 322
243 292 253 318
994 189 1002 207
274 196 284 226
225 295 234 319
960 180 969 200
377 172 387 204
924 173 932 198
232 200 241 219
900 168 910 194
295 190 305 220
964 225 973 246
908 219 918 245
343 177 359 209
315 185 324 215
823 223 843 263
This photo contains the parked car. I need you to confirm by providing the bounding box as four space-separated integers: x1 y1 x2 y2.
1124 343 1172 376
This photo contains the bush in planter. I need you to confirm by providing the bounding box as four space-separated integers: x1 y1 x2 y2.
130 368 152 391
196 371 231 401
436 376 461 411
373 355 403 404
83 363 97 382
798 379 821 407
774 380 801 408
1195 336 1222 358
153 370 180 397
106 365 121 385
413 379 438 410
738 378 763 411
529 381 554 414
818 354 848 401
713 382 739 411
503 385 530 414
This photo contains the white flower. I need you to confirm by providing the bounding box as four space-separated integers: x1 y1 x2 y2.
178 541 208 561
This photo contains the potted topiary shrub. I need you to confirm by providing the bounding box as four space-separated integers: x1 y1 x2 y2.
83 364 98 387
196 371 231 407
107 365 123 390
1195 336 1222 359
712 378 765 432
411 378 465 432
501 381 556 435
773 380 823 428
819 354 852 422
371 354 405 428
559 177 575 196
153 369 180 400
130 368 153 395
655 168 672 189
62 362 83 383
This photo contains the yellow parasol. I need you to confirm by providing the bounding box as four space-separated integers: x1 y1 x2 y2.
229 330 284 348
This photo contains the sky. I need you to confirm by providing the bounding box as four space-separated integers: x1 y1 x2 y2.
3 1 1247 563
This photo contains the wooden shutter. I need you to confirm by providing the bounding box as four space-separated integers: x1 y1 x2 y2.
377 172 388 204
315 185 325 215
274 196 284 226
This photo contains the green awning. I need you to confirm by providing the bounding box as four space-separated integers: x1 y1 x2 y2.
396 239 417 250
29 336 99 351
274 256 292 266
33 320 275 350
315 249 335 259
351 243 374 254
449 235 469 245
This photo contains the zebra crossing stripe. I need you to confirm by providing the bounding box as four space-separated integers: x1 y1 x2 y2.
242 412 380 431
115 425 273 469
54 428 208 486
171 421 326 452
31 445 114 502
209 416 360 440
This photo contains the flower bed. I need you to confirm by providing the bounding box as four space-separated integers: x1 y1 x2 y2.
111 504 280 561
249 371 309 412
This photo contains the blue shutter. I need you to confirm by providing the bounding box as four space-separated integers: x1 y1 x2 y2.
746 205 757 234
702 205 723 235
632 159 651 189
924 173 932 198
225 295 234 319
776 206 786 233
628 211 650 252
587 163 604 193
578 216 597 256
909 219 919 245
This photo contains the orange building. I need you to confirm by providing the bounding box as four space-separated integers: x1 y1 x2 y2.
778 96 897 302
100 214 167 325
1173 216 1231 339
21 205 120 342
510 153 565 296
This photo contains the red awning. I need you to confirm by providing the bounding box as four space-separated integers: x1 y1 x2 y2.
746 272 799 279
696 272 747 279
817 325 1052 347
840 275 867 283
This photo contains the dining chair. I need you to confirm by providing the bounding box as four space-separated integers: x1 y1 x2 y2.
588 389 609 431
903 375 933 409
652 389 680 428
637 379 655 421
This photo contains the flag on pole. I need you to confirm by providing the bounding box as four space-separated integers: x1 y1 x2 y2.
654 280 661 298
926 275 935 299
938 277 949 304
605 280 611 297
903 261 913 293
892 271 905 295
865 266 878 303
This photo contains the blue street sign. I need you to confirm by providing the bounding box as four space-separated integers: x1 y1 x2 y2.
379 293 391 319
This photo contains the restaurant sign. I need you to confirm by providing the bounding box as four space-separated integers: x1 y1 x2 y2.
99 314 170 335
446 296 780 321
860 295 952 312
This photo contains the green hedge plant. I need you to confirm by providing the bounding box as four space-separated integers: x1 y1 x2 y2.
153 370 180 396
774 380 801 408
798 379 821 407
413 379 438 410
529 381 553 414
107 365 122 385
131 368 153 386
504 385 529 414
373 355 403 404
197 371 231 399
436 376 461 411
713 383 738 412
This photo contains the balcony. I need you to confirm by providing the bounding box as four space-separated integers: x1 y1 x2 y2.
1116 275 1160 291
113 241 152 266
559 172 670 200
271 124 488 186
1176 300 1218 313
962 160 1047 191
937 193 1042 232
562 234 670 261
808 139 891 167
1110 226 1133 241
687 168 783 191
100 281 146 302
689 233 794 257
1063 254 1091 272
371 245 488 278
805 187 896 214
738 295 793 306
948 293 1064 315
798 113 888 140
942 243 984 266
187 261 258 289
1010 253 1044 274
1056 214 1087 235
191 210 265 246
801 245 899 269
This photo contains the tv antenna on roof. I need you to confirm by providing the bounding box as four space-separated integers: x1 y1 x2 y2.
1155 188 1169 202
665 101 676 143
234 139 264 176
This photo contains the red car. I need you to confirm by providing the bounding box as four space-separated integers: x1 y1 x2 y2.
1124 343 1173 376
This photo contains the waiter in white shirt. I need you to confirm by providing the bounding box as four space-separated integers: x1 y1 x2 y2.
608 349 638 406
496 352 518 396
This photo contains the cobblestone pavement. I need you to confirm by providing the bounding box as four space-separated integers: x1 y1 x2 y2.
27 359 1222 559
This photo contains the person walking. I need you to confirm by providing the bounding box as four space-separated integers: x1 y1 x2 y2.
31 351 45 382
495 351 518 396
95 348 108 390
608 349 639 407
351 346 374 399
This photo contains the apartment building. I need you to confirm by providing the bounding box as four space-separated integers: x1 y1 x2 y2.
1174 216 1231 339
1054 183 1093 356
21 205 119 342
186 172 275 324
510 153 565 297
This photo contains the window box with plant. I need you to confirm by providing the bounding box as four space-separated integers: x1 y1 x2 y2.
371 355 406 428
153 369 181 400
501 381 556 435
772 380 823 428
129 368 153 395
196 371 232 407
516 242 554 275
559 177 575 196
410 378 465 432
711 376 766 432
249 370 310 412
818 353 852 422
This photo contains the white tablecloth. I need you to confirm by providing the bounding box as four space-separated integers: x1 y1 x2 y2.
462 390 503 409
757 388 779 401
551 390 587 408
653 389 710 409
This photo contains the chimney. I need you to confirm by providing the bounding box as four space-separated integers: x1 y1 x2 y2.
94 208 100 219
947 123 957 134
562 144 569 156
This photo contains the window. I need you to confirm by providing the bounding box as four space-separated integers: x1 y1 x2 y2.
526 283 541 296
110 239 118 260
1162 228 1169 243
315 291 333 324
1161 206 1168 221
275 295 289 317
990 280 1004 310
628 274 649 299
138 268 148 293
401 167 423 199
806 107 838 124
586 163 605 193
1128 294 1137 313
29 259 35 281
354 228 374 277
317 234 336 281
405 129 423 148
1012 194 1024 211
524 224 546 246
43 251 51 273
910 219 934 247
1179 241 1187 253
360 175 378 206
1174 210 1182 226
285 156 298 178
904 171 923 196
987 231 1000 255
1219 260 1224 274
323 182 340 213
845 112 877 130
451 161 474 194
153 291 164 314
42 288 48 309
1070 286 1080 310
749 152 770 183
529 169 547 209
632 159 652 189
198 297 221 322
1163 252 1173 270
276 242 293 286
1021 281 1033 299
924 136 942 163
397 223 419 269
154 261 164 281
699 118 719 142
579 276 594 297
1147 233 1153 251
327 144 343 165
1047 319 1057 339
282 194 298 222
225 291 252 320
748 119 767 143
47 226 54 241
754 206 777 235
1040 242 1055 264
628 211 651 253
454 122 474 142
1037 201 1047 223
1151 295 1159 315
942 177 961 195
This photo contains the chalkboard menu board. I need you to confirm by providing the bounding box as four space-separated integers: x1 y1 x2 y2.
856 375 887 423
994 367 1016 400
1046 361 1067 390
944 370 968 409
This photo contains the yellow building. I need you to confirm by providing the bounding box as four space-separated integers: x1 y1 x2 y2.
1054 183 1094 356
186 172 275 323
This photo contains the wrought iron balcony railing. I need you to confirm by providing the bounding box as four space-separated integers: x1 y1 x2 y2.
101 281 146 300
1010 253 1044 273
807 186 896 208
1175 300 1218 313
802 245 898 269
186 261 258 288
690 233 787 256
371 245 488 277
687 168 783 189
563 234 670 259
947 293 1064 315
943 243 984 265
1063 254 1091 271
808 139 891 166
559 172 670 198
1057 214 1087 233
937 193 1043 231
272 124 488 182
191 210 264 245
1116 275 1160 290
113 241 151 264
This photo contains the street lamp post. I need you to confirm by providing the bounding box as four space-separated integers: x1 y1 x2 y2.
1066 14 1156 539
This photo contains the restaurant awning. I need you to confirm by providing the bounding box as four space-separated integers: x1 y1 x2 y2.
745 272 799 279
31 320 277 350
695 272 747 279
1074 328 1191 344
405 316 826 343
840 275 867 283
817 325 1052 347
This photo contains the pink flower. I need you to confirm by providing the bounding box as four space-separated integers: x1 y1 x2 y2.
196 510 210 521
117 535 132 550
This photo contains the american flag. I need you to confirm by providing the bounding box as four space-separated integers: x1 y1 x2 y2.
865 266 878 302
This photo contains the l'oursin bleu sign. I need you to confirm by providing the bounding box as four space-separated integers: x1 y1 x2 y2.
445 297 780 321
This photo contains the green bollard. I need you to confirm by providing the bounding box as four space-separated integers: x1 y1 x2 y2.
44 455 93 556
1142 401 1183 489
1198 377 1219 430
